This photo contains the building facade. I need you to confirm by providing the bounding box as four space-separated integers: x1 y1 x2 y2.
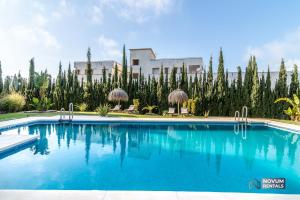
74 60 122 82
129 48 204 79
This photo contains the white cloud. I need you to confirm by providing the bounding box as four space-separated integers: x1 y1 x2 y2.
245 27 300 71
90 5 104 24
0 0 61 77
97 35 122 59
96 0 178 24
52 0 74 20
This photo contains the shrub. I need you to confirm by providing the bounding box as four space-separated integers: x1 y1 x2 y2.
204 110 210 118
142 105 158 114
30 97 54 111
0 92 26 112
133 99 139 111
191 98 201 116
75 103 88 112
96 104 110 116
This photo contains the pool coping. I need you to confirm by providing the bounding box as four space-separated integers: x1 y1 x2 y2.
0 115 300 200
0 115 299 134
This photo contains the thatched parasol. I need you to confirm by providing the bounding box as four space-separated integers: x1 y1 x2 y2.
168 89 188 114
108 88 128 106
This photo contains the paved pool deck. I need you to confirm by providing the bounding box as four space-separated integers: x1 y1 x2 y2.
1 190 300 200
0 115 299 200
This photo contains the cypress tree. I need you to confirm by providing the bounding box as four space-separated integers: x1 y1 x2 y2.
55 61 64 109
102 66 107 84
206 56 213 109
258 73 265 117
265 67 272 118
289 64 299 97
84 47 94 110
243 56 253 109
0 61 3 93
188 75 193 97
28 58 35 90
157 65 164 113
66 62 73 104
121 45 127 91
128 66 133 102
180 63 188 92
224 70 230 115
86 48 92 84
217 48 225 115
170 67 177 91
3 76 11 93
250 56 259 116
236 66 243 109
193 73 198 99
113 64 118 88
275 59 288 118
202 69 207 112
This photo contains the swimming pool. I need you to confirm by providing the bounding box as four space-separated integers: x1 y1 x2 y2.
0 121 299 194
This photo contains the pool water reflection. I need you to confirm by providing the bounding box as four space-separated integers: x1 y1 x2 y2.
0 122 299 193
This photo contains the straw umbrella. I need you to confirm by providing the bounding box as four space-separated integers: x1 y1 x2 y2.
168 89 188 115
108 88 128 106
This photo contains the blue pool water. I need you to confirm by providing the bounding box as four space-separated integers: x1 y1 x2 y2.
0 122 299 194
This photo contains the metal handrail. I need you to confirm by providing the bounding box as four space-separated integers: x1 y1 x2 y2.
69 103 74 120
60 108 65 120
234 111 240 121
234 124 239 135
241 123 247 140
241 106 248 123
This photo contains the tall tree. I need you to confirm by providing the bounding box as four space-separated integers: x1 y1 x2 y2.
289 64 299 97
206 56 213 109
84 47 94 110
217 48 225 115
170 67 177 91
180 63 188 92
236 66 243 109
275 59 288 118
243 56 253 110
258 73 265 117
28 58 35 90
250 56 259 116
264 67 273 118
121 45 127 91
0 61 3 93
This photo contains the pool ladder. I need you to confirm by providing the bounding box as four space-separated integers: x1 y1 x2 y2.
234 106 248 140
234 105 248 123
59 103 74 122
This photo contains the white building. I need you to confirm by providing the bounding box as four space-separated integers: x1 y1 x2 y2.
129 48 204 79
74 60 122 82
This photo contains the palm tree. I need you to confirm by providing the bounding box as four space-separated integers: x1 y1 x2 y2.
274 94 300 121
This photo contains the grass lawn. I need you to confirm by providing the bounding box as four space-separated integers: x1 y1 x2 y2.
0 112 57 122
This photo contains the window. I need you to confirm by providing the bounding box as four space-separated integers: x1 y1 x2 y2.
132 59 139 65
133 73 139 79
85 69 93 74
189 65 200 74
164 67 169 74
152 68 160 74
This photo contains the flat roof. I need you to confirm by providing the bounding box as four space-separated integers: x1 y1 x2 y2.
153 57 203 61
129 48 156 57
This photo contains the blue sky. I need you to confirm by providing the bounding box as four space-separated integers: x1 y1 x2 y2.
1 0 300 77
